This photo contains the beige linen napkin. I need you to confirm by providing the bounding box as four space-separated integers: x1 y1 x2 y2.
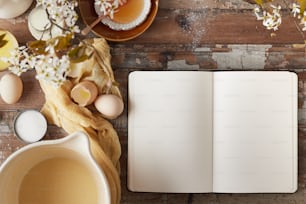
40 38 122 204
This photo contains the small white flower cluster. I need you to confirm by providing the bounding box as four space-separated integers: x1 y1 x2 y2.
2 47 41 75
291 3 306 31
1 0 80 88
35 54 70 87
254 5 282 31
95 0 126 19
2 46 70 88
36 0 80 33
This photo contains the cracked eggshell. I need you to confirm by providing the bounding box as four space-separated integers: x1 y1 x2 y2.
70 81 98 107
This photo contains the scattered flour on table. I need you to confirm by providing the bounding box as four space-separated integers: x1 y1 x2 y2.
174 7 208 50
187 9 208 50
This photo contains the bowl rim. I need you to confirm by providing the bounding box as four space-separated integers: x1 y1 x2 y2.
78 0 159 42
0 131 111 204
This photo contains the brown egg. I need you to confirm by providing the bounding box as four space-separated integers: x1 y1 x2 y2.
0 73 23 104
70 81 98 106
94 94 124 119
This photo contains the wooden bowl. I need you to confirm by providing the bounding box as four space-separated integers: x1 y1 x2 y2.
78 0 159 42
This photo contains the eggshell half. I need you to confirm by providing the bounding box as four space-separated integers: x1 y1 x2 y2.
70 81 98 106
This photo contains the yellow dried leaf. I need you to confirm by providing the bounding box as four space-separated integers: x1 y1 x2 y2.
299 0 306 15
27 40 47 55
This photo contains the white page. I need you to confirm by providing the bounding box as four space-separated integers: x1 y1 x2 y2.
128 71 213 193
213 71 297 193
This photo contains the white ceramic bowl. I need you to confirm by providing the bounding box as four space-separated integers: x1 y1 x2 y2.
0 132 111 204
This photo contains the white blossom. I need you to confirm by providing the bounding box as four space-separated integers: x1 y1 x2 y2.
36 0 80 33
3 44 71 87
254 2 306 32
1 46 39 76
2 1 82 88
254 5 282 31
254 6 263 20
95 0 120 18
291 3 300 18
35 52 70 87
290 3 306 32
301 14 306 31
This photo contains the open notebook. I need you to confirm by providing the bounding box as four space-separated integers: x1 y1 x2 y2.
128 71 297 193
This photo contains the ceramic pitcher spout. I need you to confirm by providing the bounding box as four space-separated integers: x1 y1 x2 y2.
57 131 93 157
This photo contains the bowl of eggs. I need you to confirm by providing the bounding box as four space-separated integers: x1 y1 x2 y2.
78 0 159 41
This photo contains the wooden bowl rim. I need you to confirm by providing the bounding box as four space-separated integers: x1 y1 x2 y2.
78 0 159 42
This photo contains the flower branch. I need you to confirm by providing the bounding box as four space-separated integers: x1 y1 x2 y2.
247 0 306 33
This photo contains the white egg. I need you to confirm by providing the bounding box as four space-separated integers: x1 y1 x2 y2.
0 73 23 104
94 94 124 119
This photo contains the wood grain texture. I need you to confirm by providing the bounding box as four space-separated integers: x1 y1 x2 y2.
1 0 306 203
0 0 304 44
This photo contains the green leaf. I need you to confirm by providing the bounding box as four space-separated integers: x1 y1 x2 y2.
0 40 8 48
68 46 83 58
255 0 263 6
69 55 90 63
68 45 90 63
27 40 48 55
254 0 273 6
0 34 8 48
299 0 306 15
0 33 6 42
49 33 73 52
112 81 120 87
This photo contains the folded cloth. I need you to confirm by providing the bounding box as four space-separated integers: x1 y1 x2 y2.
40 38 122 204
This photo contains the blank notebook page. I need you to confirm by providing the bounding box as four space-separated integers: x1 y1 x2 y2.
213 72 297 193
128 71 214 193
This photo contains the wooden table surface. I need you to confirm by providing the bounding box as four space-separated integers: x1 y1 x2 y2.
1 0 306 203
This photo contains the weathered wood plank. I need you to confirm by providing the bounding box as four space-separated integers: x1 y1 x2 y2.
0 1 306 203
110 44 305 70
159 0 296 9
159 0 254 9
0 4 304 45
127 10 305 44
